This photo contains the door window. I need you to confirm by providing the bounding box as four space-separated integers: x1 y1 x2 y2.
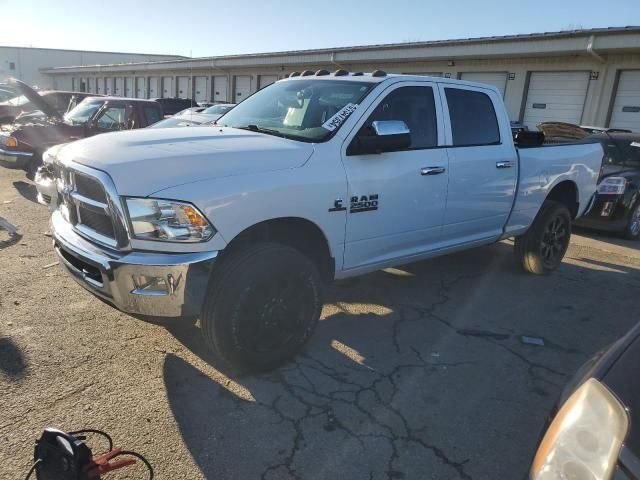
143 107 162 126
358 86 438 150
94 105 129 131
445 88 500 146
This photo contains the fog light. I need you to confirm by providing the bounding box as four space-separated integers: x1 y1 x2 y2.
131 275 170 296
601 202 614 217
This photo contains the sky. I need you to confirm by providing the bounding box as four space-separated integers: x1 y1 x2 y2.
0 0 637 58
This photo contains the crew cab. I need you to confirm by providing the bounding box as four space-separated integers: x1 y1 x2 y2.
0 82 163 175
43 71 603 372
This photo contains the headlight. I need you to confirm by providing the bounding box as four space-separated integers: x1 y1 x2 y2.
597 177 626 195
530 378 628 480
6 136 18 148
125 197 215 242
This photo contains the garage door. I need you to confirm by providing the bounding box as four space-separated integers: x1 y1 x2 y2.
125 77 134 97
162 77 174 98
96 78 104 95
460 72 507 98
87 77 94 93
609 70 640 132
148 77 159 98
194 76 207 102
114 77 123 96
212 76 228 102
177 76 190 99
135 77 146 98
234 76 252 102
522 71 590 129
105 79 113 95
404 72 442 77
259 75 279 89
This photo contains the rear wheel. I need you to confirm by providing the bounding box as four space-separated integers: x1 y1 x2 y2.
515 200 572 275
201 242 323 373
624 202 640 240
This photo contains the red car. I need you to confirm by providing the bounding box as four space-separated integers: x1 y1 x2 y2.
0 80 163 175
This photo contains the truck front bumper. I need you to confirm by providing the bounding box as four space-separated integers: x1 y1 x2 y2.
51 210 218 318
0 147 33 169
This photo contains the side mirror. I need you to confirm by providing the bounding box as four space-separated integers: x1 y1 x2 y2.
347 120 411 155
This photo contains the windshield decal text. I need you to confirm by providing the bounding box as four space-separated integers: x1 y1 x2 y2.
322 103 358 131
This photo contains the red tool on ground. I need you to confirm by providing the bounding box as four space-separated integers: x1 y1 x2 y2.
24 428 153 480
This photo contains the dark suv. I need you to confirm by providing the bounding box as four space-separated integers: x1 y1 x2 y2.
151 97 199 116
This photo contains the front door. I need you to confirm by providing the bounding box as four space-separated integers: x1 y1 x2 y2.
341 82 449 270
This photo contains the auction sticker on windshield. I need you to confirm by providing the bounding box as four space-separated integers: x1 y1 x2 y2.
322 103 358 131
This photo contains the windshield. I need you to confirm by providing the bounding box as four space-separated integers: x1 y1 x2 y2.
203 104 234 115
63 100 104 125
148 116 204 128
1 94 31 107
216 79 375 142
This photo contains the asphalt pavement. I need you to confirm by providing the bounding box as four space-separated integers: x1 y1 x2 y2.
1 166 639 479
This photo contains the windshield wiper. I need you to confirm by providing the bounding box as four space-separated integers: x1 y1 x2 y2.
235 124 298 140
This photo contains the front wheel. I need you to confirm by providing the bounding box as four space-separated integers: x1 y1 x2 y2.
201 243 324 373
515 200 572 275
623 202 640 240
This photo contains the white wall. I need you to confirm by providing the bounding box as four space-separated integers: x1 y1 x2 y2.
0 46 182 89
47 53 640 127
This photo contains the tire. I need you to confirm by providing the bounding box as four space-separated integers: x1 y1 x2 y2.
514 200 572 275
623 202 640 241
201 242 324 373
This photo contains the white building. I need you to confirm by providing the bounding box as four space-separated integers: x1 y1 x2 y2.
43 27 640 130
0 46 184 90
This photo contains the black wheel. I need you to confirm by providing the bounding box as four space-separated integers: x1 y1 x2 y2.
201 243 323 373
515 200 572 275
624 202 640 240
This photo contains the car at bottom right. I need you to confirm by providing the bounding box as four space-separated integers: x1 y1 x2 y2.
574 132 640 240
530 321 640 479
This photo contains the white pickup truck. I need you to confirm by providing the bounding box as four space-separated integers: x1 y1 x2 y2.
45 70 603 372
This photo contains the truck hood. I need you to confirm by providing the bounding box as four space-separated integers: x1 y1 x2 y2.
58 126 315 196
9 78 60 119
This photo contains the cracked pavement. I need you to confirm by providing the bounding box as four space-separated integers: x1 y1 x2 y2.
2 166 640 479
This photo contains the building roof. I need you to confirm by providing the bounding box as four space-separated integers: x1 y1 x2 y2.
42 26 640 74
0 44 185 59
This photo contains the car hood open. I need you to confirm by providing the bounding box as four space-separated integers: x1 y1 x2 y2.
8 79 60 119
57 126 315 196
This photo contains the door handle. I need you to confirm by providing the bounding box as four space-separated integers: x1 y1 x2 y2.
421 166 446 176
496 161 513 169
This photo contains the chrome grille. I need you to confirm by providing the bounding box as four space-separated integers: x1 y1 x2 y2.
74 173 107 203
55 162 129 250
77 203 115 238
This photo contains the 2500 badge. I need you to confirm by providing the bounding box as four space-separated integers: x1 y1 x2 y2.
350 194 379 213
328 194 379 213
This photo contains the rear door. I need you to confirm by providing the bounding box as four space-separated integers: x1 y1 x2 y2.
609 70 640 131
439 84 517 244
162 77 174 98
522 71 590 128
194 76 207 102
341 82 449 270
234 76 251 102
212 76 228 102
177 76 190 99
460 72 508 98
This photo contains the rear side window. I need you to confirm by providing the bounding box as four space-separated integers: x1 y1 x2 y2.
359 86 438 149
621 143 640 168
445 88 500 147
144 106 162 126
604 143 624 166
